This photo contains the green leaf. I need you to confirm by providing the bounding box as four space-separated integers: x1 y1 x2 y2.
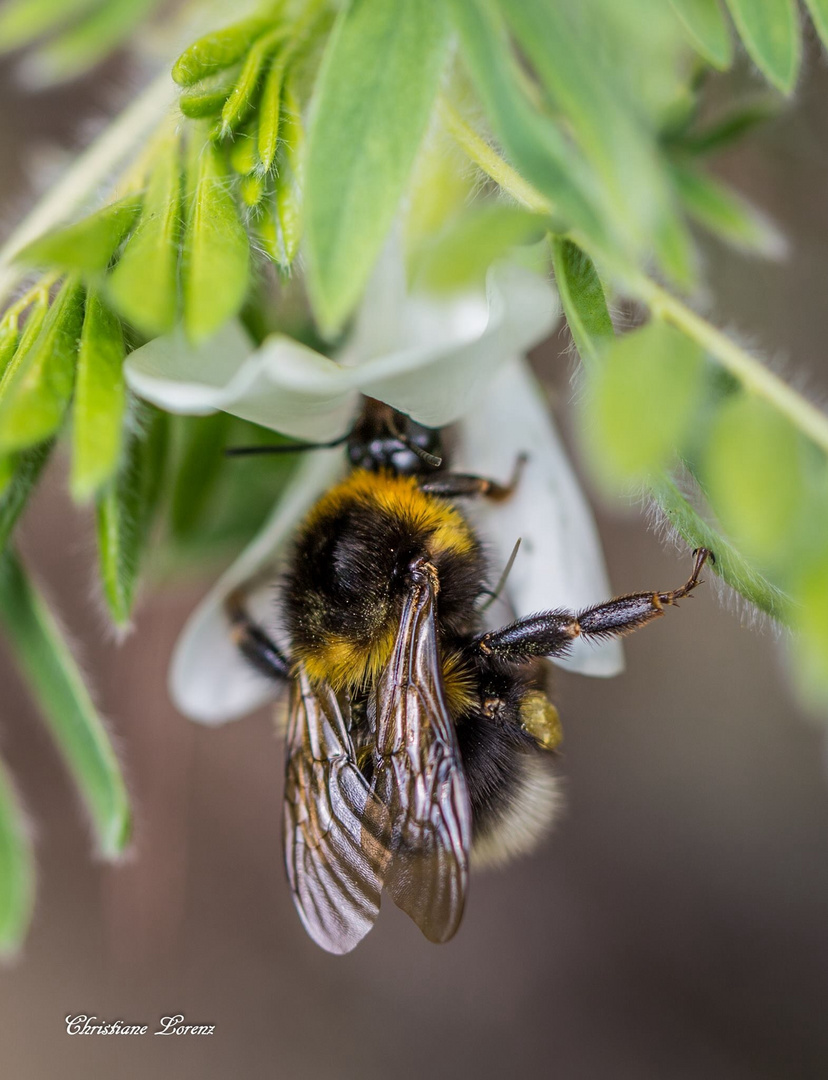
181 140 250 343
723 0 800 93
448 0 617 268
220 27 284 134
23 0 161 85
70 290 126 503
0 296 49 487
791 554 828 706
649 474 790 622
675 98 780 156
586 319 706 482
669 0 734 68
257 55 286 172
229 127 259 176
0 548 131 857
14 195 142 274
0 442 54 552
274 81 305 268
0 0 98 52
703 392 806 563
0 317 19 382
172 14 273 86
803 0 828 50
96 405 167 628
179 72 237 118
499 0 694 285
673 163 784 256
550 237 615 375
414 203 548 291
107 139 181 337
0 755 35 956
0 277 84 453
306 0 450 331
170 412 231 539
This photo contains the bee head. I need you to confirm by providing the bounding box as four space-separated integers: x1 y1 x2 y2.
347 399 443 475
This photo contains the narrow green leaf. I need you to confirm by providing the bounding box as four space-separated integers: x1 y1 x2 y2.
70 290 126 503
240 173 265 207
107 138 180 337
0 442 54 552
791 554 828 706
448 0 617 269
550 237 615 374
673 163 784 256
0 307 44 503
23 0 160 85
181 140 250 343
649 475 790 622
586 319 706 482
0 317 19 382
96 405 167 628
257 55 285 172
414 203 547 292
229 127 259 176
0 277 84 453
703 393 806 562
271 82 305 268
170 412 231 538
14 196 142 274
179 72 237 118
500 0 694 285
675 98 780 156
172 14 273 86
0 0 98 52
723 0 800 93
0 756 35 956
669 0 734 68
803 0 828 50
0 548 131 857
306 0 450 331
220 27 284 134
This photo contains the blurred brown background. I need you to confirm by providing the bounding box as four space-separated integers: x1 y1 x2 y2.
1 36 828 1080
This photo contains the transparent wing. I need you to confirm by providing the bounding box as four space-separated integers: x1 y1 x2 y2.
371 566 473 944
283 666 390 955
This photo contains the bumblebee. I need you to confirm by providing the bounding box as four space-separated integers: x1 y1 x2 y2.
226 399 710 954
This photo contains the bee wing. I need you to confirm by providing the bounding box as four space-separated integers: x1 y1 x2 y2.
372 568 473 944
283 666 390 955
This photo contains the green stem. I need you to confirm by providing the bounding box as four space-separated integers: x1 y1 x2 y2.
440 100 828 457
0 71 175 307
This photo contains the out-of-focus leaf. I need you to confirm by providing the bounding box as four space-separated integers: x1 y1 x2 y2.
170 412 231 538
107 138 181 336
0 548 131 857
220 27 283 134
0 755 34 956
14 196 142 274
500 0 694 285
675 99 779 155
0 301 46 499
22 0 161 86
181 140 250 343
791 554 828 706
0 442 53 551
0 317 19 381
0 0 98 52
586 318 706 482
804 0 828 51
673 163 784 256
0 277 84 453
723 0 800 93
703 393 806 563
96 405 167 628
448 0 617 268
172 14 272 86
669 0 734 68
306 0 450 331
414 203 547 291
650 474 790 622
70 290 126 504
550 237 614 374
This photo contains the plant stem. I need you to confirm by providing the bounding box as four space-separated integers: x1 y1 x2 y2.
0 71 175 308
440 99 828 457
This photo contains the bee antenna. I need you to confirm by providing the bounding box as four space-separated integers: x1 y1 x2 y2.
478 538 522 613
225 432 350 457
386 414 443 469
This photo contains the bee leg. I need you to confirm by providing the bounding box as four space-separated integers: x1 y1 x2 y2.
225 589 291 681
419 454 527 502
477 549 712 661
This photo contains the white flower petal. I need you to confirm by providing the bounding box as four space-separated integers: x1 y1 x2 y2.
170 449 346 723
454 356 625 677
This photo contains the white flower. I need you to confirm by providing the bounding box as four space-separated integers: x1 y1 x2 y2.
125 260 624 724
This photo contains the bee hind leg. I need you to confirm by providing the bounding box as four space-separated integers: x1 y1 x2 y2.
225 588 291 681
476 549 712 662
